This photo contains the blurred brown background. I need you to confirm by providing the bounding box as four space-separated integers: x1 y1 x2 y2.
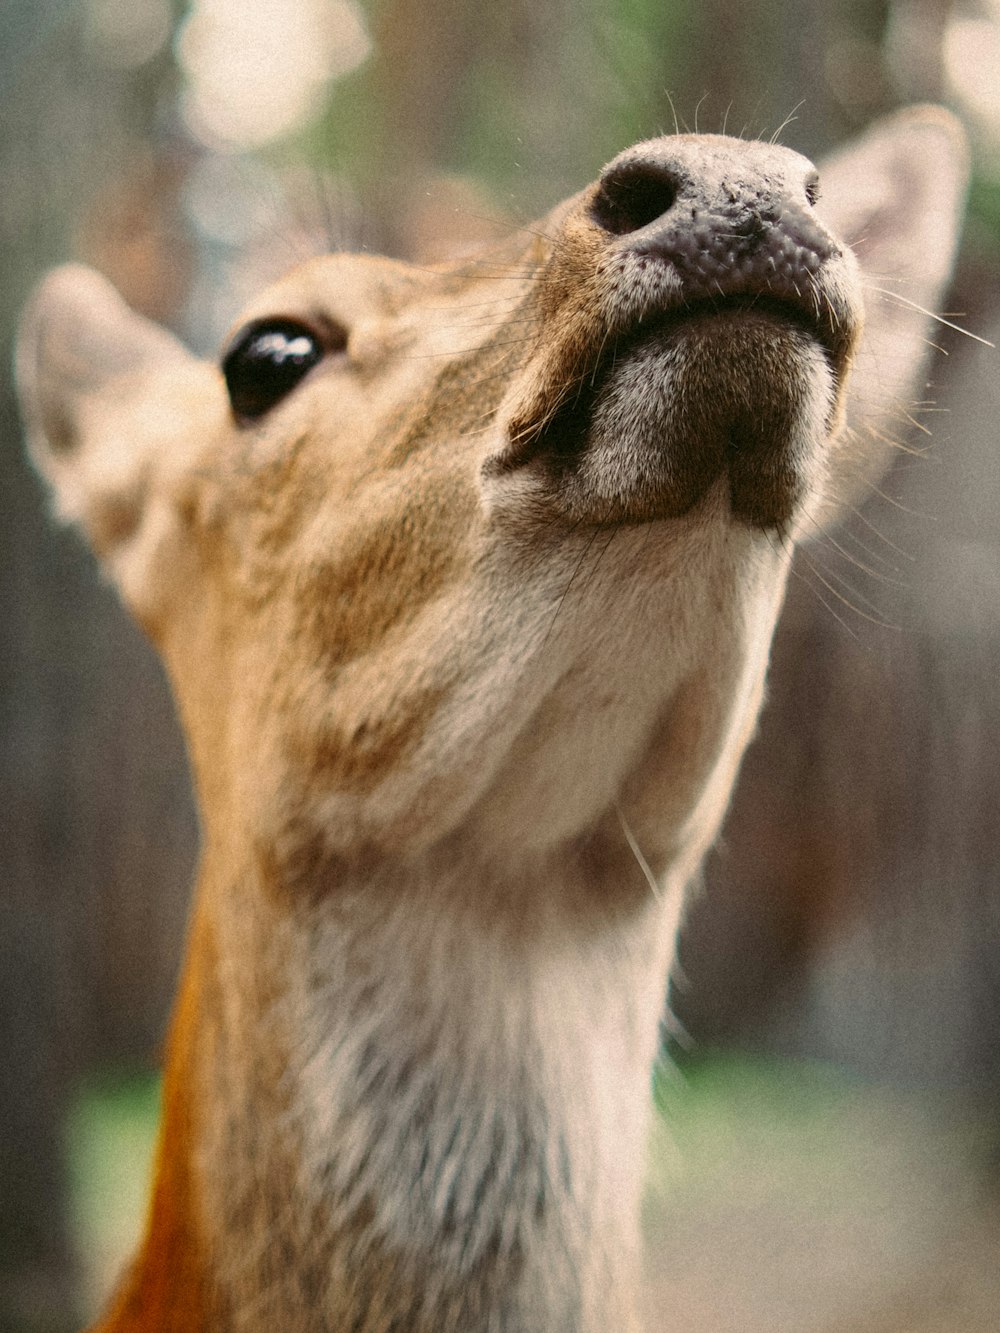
1 1 998 1329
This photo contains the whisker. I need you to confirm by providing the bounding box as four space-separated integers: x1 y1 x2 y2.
822 531 906 585
862 479 934 518
867 286 996 348
769 101 805 145
454 210 560 247
774 545 861 640
617 802 661 902
897 408 933 438
540 527 606 651
805 544 900 620
845 503 918 561
403 335 538 360
863 424 931 458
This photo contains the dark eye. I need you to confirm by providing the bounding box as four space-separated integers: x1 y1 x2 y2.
222 318 338 421
804 173 821 207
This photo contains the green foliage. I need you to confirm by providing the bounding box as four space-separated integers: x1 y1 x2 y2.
968 170 1000 244
66 1072 161 1317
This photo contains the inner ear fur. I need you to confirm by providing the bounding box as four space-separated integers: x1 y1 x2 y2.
814 106 969 525
17 264 192 465
16 264 217 619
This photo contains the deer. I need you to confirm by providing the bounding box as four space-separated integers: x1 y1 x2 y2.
17 106 966 1333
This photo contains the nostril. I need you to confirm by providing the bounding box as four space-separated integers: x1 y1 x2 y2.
805 171 821 207
590 161 682 236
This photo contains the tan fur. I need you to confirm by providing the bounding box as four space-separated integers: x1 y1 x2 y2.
17 111 966 1331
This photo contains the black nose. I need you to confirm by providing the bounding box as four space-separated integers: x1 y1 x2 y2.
590 146 835 299
590 160 683 236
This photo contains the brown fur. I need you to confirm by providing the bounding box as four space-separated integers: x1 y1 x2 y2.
16 112 967 1331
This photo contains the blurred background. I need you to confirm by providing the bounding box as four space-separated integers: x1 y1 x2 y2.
1 1 998 1330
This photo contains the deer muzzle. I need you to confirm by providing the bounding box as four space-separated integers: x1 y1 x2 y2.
490 134 863 532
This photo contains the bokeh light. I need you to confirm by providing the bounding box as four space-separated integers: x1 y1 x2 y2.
176 0 371 149
944 2 1000 143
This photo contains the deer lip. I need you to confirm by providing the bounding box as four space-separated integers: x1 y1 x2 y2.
666 292 845 365
502 292 844 471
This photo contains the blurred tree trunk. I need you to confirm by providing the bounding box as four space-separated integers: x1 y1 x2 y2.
0 12 195 1327
2 1 998 1324
1 413 79 1329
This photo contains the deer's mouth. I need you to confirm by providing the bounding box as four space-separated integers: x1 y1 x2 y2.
494 295 845 531
674 291 849 368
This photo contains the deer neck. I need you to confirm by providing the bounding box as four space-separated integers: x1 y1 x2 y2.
120 518 790 1333
140 837 682 1333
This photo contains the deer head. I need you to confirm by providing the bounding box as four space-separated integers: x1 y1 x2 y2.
17 108 966 1332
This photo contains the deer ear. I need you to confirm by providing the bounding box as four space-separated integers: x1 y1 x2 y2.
812 106 969 521
17 264 218 620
